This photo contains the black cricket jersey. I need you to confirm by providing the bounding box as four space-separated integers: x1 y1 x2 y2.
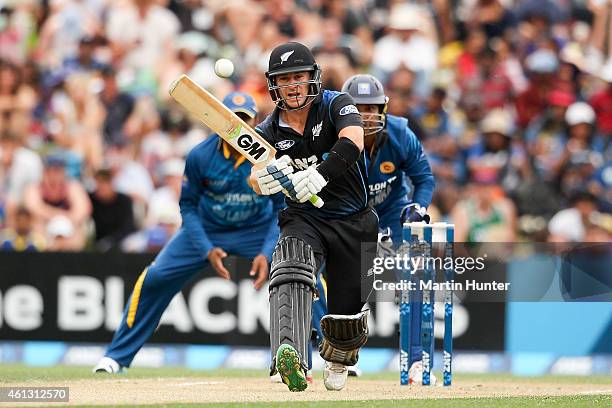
256 90 368 218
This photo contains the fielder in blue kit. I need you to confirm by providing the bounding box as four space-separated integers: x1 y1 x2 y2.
93 92 283 373
312 74 436 382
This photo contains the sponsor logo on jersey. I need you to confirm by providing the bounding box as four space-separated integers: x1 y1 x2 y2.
339 105 359 116
275 140 295 150
292 155 318 170
311 121 322 138
280 50 294 64
380 161 395 174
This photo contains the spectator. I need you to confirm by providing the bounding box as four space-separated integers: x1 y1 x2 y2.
551 102 604 194
0 207 45 251
589 59 612 135
105 0 180 81
311 17 357 90
466 0 517 40
47 71 105 176
36 0 102 69
466 109 528 193
99 67 134 146
525 89 575 181
107 141 154 221
146 158 183 227
0 60 37 138
451 177 517 243
121 201 181 253
548 191 599 242
461 45 514 111
45 214 79 251
89 168 136 252
23 156 91 249
372 3 437 90
515 49 559 128
61 35 108 75
0 130 43 227
318 0 373 65
415 88 451 138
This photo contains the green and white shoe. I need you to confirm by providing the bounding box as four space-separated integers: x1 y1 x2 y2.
275 344 308 392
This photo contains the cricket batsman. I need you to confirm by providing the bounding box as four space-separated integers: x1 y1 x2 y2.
342 74 436 383
93 92 284 373
251 42 378 391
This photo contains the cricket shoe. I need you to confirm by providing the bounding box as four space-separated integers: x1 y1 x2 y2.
271 370 313 384
347 364 362 377
92 357 125 374
323 361 348 391
408 361 437 385
275 344 308 392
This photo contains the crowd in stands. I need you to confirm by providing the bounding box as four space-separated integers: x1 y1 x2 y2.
0 0 610 252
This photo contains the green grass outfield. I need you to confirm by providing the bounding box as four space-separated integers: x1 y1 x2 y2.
0 364 610 407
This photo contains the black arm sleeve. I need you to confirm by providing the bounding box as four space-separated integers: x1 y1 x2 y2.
317 137 361 182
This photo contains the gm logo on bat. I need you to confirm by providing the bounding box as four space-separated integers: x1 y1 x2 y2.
228 125 268 162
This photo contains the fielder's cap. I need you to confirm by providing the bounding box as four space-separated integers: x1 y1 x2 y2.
267 41 316 77
526 49 559 73
222 91 258 118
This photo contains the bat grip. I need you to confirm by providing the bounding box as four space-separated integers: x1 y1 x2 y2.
309 195 324 208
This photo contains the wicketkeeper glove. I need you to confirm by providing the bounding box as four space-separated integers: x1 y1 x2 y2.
254 155 294 195
290 165 328 203
400 203 430 225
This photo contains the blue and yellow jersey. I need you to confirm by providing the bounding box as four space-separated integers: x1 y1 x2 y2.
179 135 285 260
366 115 435 234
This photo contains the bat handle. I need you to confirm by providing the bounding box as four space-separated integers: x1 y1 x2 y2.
309 195 324 208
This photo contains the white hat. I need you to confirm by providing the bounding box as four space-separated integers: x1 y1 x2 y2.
162 158 185 177
47 215 74 238
600 59 612 83
388 4 424 31
153 201 181 226
480 109 514 136
565 102 596 126
526 49 559 73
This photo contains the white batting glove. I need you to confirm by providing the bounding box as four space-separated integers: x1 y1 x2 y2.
291 166 328 203
255 155 293 195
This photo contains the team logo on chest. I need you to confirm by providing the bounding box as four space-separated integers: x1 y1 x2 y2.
311 121 322 138
380 161 395 174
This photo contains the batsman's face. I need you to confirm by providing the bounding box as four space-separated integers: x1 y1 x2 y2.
276 71 311 109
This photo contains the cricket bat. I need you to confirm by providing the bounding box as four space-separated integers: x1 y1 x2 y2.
169 74 323 208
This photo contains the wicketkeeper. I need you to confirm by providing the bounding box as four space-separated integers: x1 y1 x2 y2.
339 74 436 383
